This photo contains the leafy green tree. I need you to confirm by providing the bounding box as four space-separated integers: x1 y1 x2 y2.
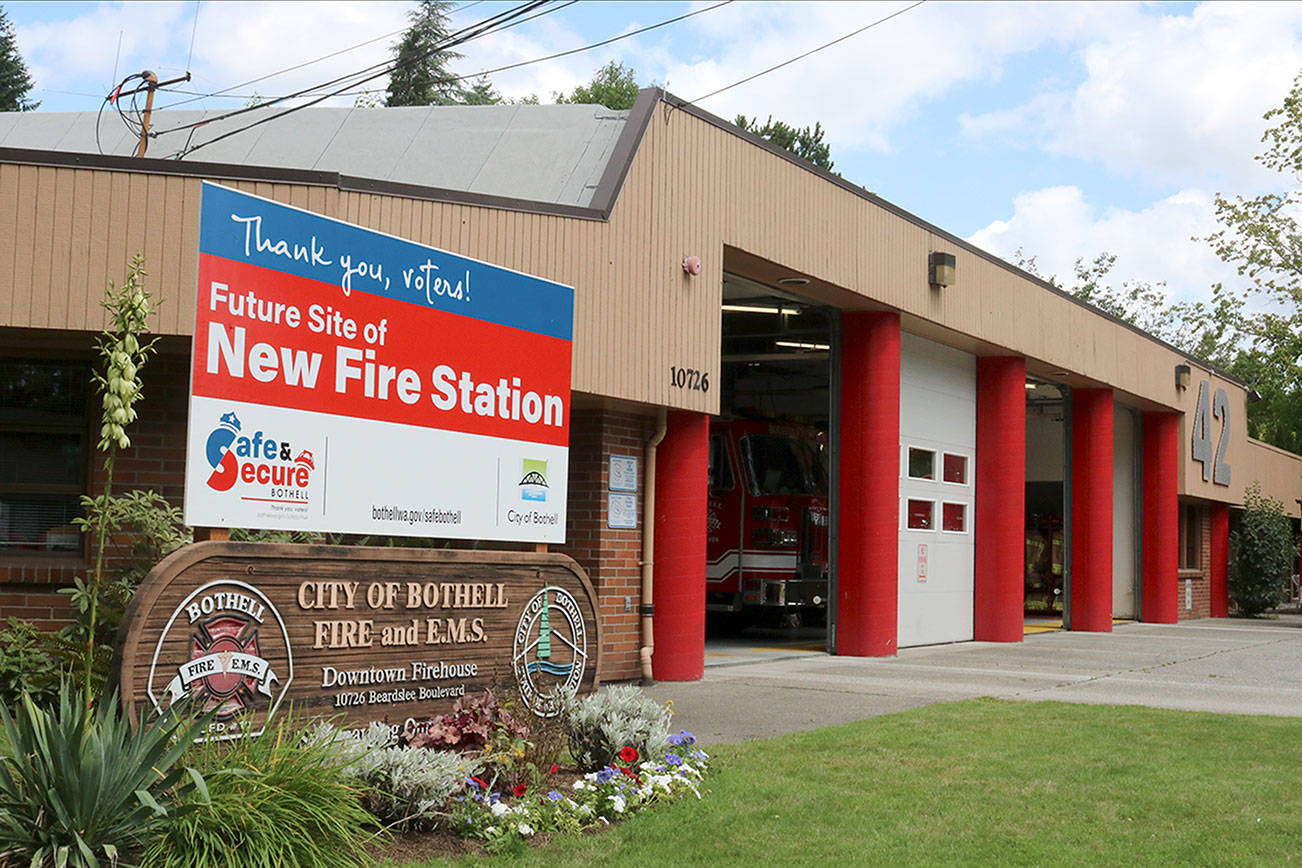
1203 69 1302 454
0 5 38 112
385 0 466 107
1229 484 1296 616
557 61 640 111
735 114 834 171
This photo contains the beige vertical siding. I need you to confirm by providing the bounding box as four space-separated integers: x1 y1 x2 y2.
3 95 1302 504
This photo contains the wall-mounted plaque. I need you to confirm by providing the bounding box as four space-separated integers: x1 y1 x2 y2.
115 542 601 739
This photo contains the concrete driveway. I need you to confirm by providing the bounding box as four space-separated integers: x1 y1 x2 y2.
643 616 1302 744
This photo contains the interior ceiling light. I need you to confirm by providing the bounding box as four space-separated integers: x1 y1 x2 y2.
777 276 810 286
722 303 800 315
775 340 830 351
1025 382 1037 390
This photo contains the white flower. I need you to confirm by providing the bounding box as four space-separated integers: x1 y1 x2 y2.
612 794 626 814
518 822 535 837
576 804 593 817
486 826 498 835
572 780 587 790
490 801 510 817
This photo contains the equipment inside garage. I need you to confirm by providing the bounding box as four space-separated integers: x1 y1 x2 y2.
1025 377 1068 620
708 274 833 640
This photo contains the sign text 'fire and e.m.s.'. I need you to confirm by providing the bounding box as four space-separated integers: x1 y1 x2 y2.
183 183 574 543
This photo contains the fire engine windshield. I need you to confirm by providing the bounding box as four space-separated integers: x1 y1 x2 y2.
742 435 827 496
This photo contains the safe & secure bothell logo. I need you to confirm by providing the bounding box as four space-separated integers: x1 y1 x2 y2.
147 580 293 739
519 458 548 502
513 585 587 717
204 410 316 502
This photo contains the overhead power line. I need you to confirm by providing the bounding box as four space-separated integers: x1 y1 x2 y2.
161 0 557 159
337 0 734 101
691 0 926 105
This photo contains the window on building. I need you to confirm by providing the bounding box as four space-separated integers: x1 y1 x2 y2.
1178 503 1202 570
942 453 968 485
708 434 734 491
907 447 935 480
0 360 89 555
942 502 967 533
906 499 934 530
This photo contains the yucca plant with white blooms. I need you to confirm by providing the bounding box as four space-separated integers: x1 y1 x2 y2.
77 253 159 701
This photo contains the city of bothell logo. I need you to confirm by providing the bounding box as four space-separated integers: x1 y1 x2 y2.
519 458 548 502
512 585 587 717
149 581 292 739
204 410 314 501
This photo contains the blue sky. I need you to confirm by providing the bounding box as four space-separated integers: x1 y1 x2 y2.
6 1 1302 304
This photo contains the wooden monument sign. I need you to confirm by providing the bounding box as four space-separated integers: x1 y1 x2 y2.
116 542 601 739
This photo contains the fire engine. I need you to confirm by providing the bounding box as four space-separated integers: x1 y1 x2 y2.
707 418 830 624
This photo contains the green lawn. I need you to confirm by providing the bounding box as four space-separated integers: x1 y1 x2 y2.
404 698 1302 867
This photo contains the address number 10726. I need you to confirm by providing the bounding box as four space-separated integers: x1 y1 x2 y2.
669 366 709 392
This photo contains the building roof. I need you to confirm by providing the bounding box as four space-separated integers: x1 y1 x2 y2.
0 103 630 209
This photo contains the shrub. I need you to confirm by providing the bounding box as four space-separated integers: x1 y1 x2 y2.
0 617 63 706
1230 484 1296 616
309 721 479 832
142 713 376 868
0 680 207 868
564 685 672 772
403 688 528 752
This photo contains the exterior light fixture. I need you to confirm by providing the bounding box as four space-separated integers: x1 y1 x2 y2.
777 276 810 287
929 251 956 288
1175 363 1191 391
682 255 702 276
722 304 800 315
775 340 830 351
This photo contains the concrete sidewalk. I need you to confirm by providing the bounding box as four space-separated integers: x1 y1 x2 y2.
642 616 1302 744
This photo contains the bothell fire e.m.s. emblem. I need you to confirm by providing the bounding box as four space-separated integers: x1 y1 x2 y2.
147 580 292 739
513 585 587 717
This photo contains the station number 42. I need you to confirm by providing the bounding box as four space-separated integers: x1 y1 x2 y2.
1190 378 1231 486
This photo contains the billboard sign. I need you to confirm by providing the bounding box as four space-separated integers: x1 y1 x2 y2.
184 183 573 543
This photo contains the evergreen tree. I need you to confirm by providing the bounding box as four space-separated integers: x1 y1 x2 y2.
557 61 640 111
385 0 465 107
735 114 834 171
461 75 501 106
0 6 38 112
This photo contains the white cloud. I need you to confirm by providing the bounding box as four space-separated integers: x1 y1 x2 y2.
962 2 1302 187
966 185 1239 304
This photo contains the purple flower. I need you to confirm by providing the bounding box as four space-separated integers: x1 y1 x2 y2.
665 752 682 766
547 790 563 801
668 733 683 746
678 730 696 746
596 766 617 784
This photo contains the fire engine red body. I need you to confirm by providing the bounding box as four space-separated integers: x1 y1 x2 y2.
707 418 830 619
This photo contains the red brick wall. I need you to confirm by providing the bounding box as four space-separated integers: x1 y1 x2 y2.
556 406 655 683
0 351 191 628
1177 507 1212 621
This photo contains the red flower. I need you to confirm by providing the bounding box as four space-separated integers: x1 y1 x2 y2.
470 777 488 789
548 763 558 775
513 784 528 797
618 746 639 764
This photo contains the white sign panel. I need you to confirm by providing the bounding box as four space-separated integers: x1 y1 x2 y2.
609 455 638 492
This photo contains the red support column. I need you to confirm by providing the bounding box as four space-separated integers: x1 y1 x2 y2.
1209 503 1229 618
974 357 1026 642
1141 411 1179 623
651 410 708 681
837 311 900 656
1071 388 1113 632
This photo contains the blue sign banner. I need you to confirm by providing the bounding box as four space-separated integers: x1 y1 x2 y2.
198 183 573 341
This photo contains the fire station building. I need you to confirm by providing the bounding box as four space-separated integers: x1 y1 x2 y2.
1 89 1300 682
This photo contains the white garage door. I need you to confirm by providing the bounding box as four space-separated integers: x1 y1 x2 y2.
897 334 976 647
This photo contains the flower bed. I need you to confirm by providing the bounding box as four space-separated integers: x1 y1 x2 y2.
452 732 709 852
